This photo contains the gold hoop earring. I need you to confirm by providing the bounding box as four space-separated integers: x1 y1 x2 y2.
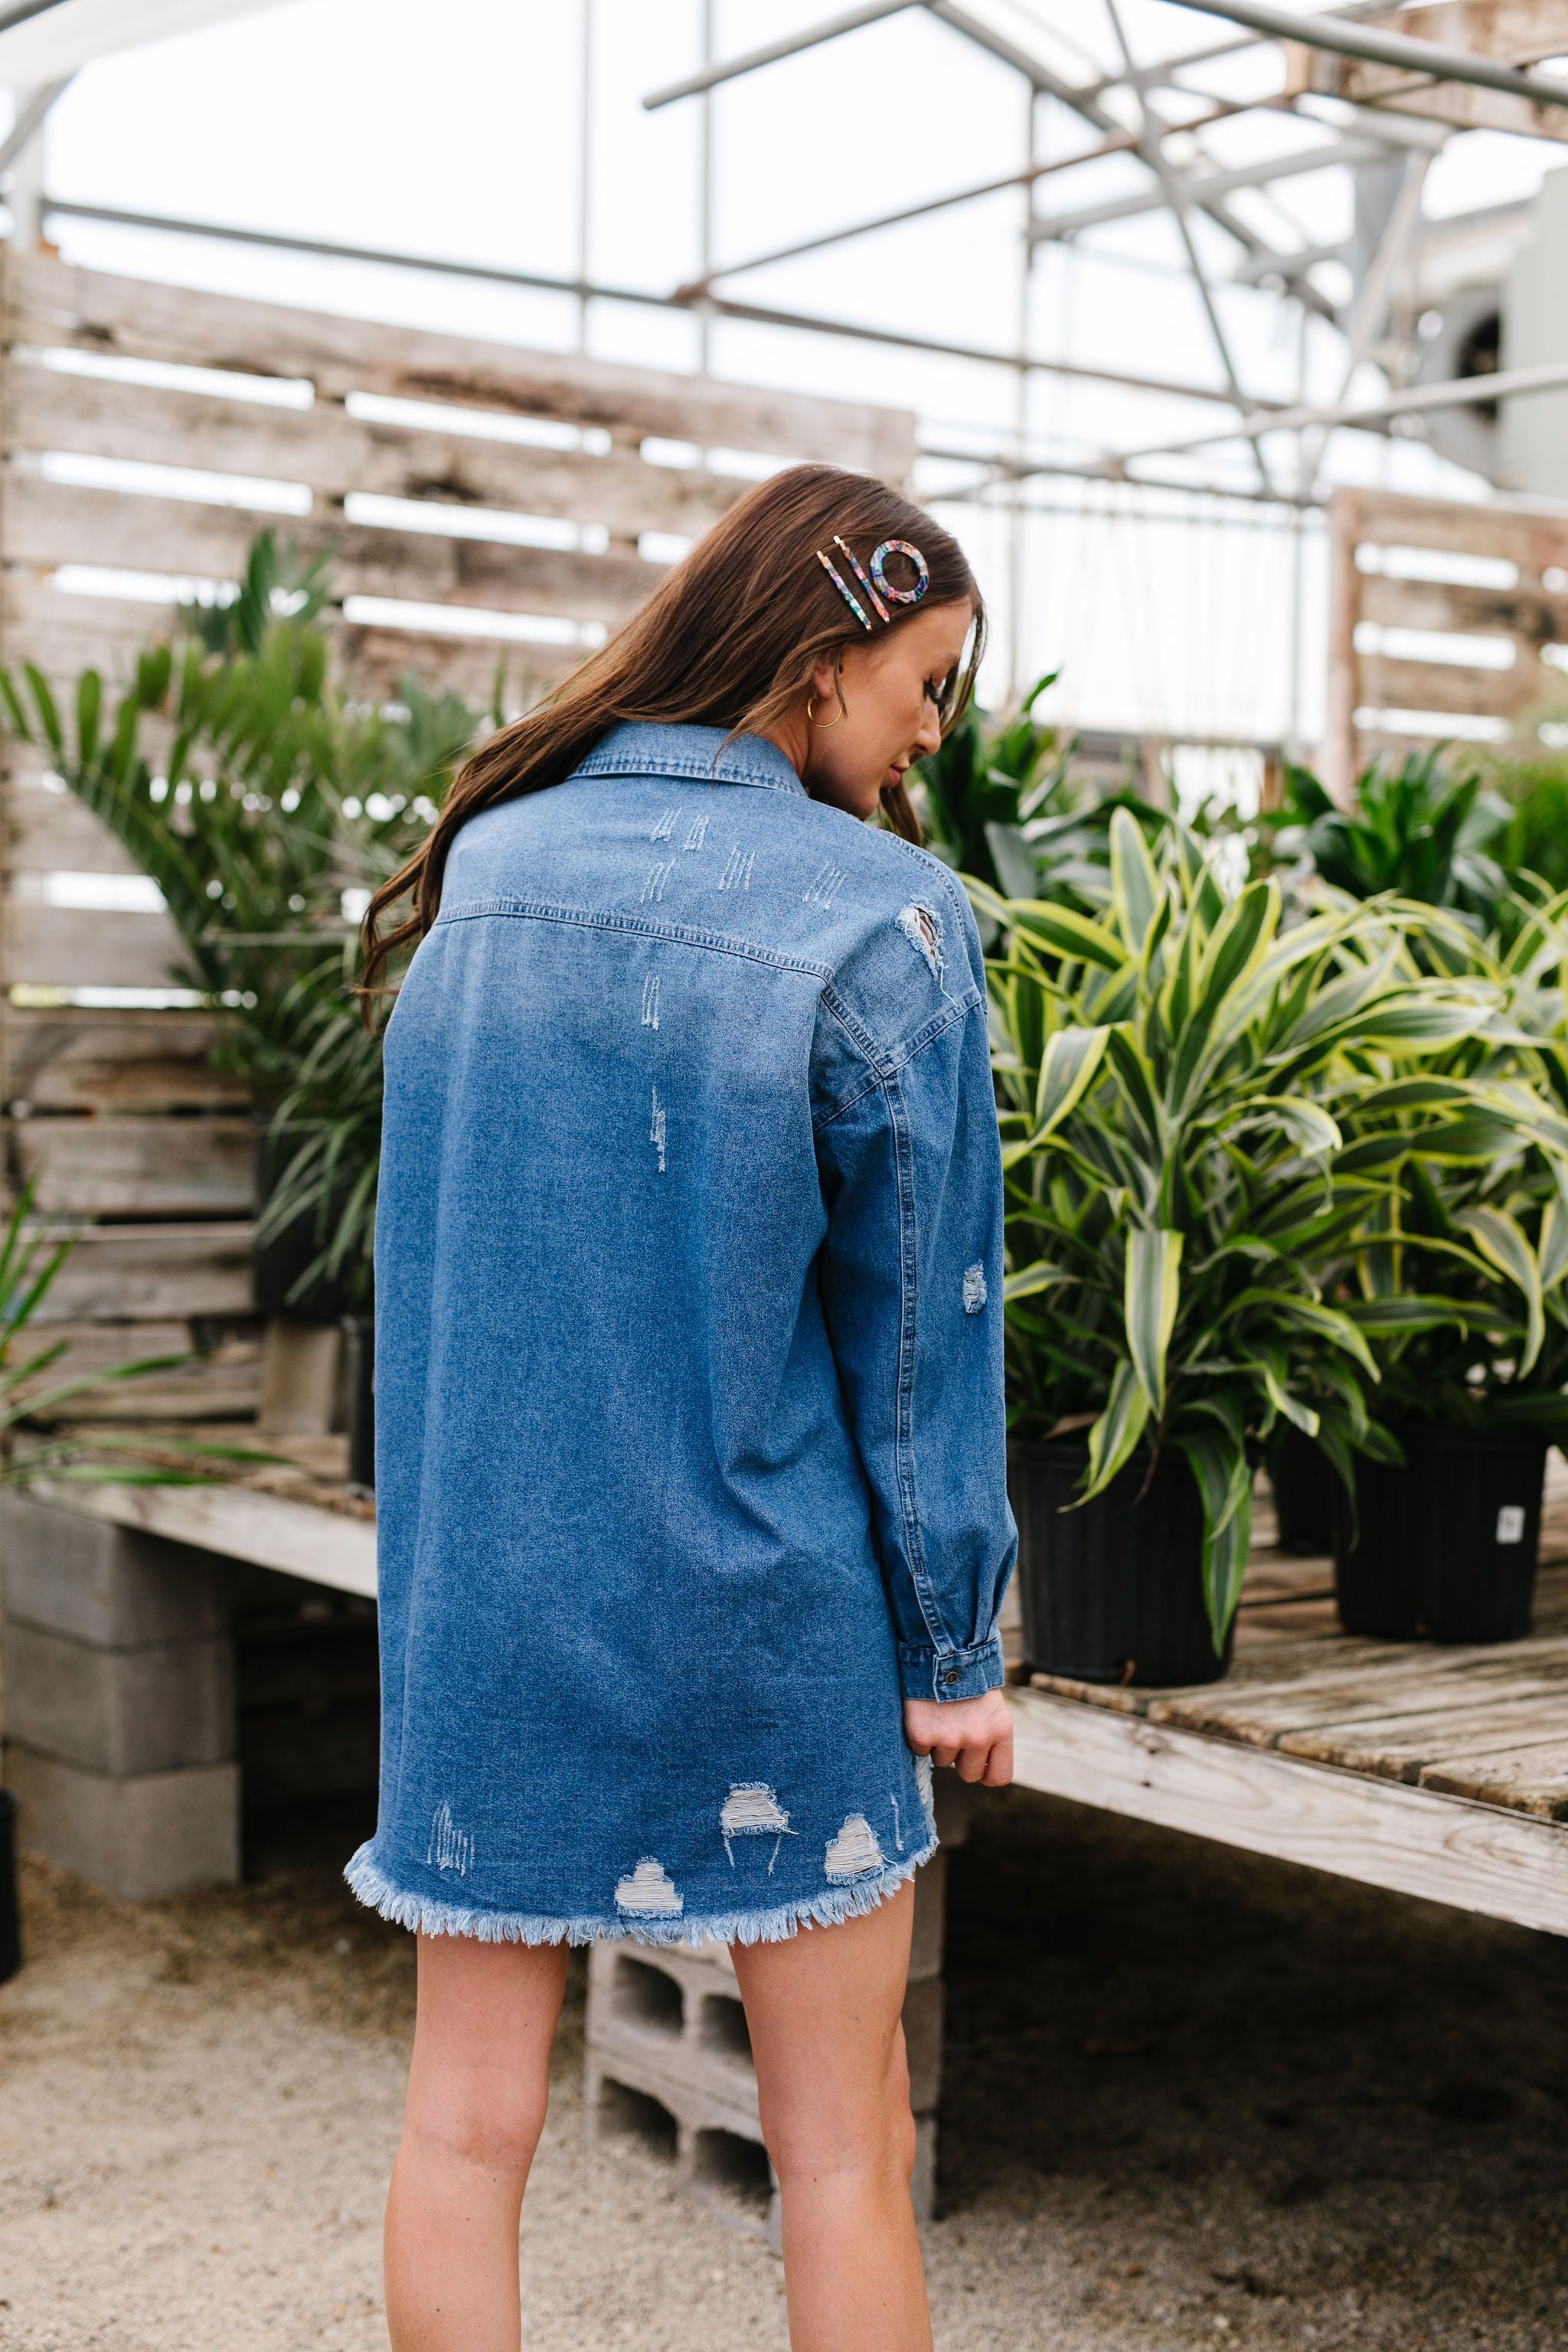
806 691 844 729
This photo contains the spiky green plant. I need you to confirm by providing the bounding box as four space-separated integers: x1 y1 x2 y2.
975 812 1496 1648
1334 887 1568 1435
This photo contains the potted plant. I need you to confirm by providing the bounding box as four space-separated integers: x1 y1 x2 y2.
1330 890 1568 1641
0 534 479 1336
975 812 1493 1686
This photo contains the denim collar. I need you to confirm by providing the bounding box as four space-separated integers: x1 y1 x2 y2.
573 721 807 799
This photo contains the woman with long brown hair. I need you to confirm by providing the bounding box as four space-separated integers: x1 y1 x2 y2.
351 462 1015 2350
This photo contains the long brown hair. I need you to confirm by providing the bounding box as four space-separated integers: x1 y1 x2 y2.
361 462 984 995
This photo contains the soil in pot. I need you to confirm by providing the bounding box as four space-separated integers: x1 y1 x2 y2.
1009 1436 1233 1688
1269 1423 1336 1555
0 1787 21 1984
1334 1426 1547 1645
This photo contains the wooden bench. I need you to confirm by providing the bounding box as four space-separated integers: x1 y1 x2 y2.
1008 1459 1568 1940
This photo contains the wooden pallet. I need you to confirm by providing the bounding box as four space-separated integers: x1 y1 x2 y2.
1010 1459 1568 1937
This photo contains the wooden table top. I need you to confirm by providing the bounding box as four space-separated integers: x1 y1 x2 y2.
1027 1459 1568 1828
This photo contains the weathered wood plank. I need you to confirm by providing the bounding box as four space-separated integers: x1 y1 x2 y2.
1149 1648 1568 1746
1279 1695 1568 1779
4 780 147 877
2 1011 240 1112
15 1321 260 1420
0 580 578 715
1419 1738 1568 1818
31 1222 254 1321
1007 1685 1568 1939
6 253 916 480
10 1116 253 1215
28 1469 378 1597
1358 571 1568 645
6 365 755 540
1345 486 1568 572
1354 650 1541 722
1 897 191 990
7 477 665 625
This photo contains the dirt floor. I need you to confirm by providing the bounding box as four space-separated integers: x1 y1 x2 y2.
2 1785 1566 2352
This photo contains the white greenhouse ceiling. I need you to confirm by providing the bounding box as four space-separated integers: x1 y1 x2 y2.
0 0 289 82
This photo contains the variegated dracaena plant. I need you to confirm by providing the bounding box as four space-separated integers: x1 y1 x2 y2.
970 810 1497 1651
1333 885 1568 1436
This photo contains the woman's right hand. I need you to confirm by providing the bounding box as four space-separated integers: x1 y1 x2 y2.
903 1688 1013 1786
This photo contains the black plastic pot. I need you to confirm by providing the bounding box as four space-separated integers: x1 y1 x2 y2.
342 1312 375 1494
0 1787 21 1985
1333 1425 1547 1645
1268 1424 1336 1555
1009 1436 1233 1687
252 1117 355 1325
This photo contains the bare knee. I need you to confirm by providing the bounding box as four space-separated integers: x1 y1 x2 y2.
403 2068 550 2186
763 2028 916 2194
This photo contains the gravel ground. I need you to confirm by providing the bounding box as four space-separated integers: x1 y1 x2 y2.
2 1786 1566 2351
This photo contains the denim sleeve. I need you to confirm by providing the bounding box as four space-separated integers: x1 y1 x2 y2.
812 918 1017 1704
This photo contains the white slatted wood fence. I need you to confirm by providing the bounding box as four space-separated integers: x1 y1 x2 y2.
1326 484 1568 793
0 253 916 1411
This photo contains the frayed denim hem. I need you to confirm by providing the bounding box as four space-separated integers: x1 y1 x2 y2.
343 1836 939 1949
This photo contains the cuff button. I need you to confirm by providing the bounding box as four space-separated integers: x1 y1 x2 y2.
942 1668 959 1687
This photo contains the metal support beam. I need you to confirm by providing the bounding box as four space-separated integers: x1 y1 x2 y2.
1162 0 1568 110
642 0 919 107
1029 136 1383 243
1301 145 1429 497
1107 351 1568 472
1104 0 1272 494
677 129 1148 294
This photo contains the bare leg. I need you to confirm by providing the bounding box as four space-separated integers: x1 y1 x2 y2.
731 1878 933 2352
384 1933 570 2352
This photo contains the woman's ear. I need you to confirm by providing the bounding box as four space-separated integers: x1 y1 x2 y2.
811 651 847 720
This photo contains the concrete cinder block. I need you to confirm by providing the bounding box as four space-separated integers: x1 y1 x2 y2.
2 1619 234 1775
585 1857 949 2242
0 1491 230 1646
5 1742 240 1898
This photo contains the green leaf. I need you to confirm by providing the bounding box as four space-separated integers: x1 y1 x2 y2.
1174 1430 1253 1652
1008 899 1127 972
1109 807 1160 952
1125 1227 1183 1419
1080 1359 1150 1502
1455 1205 1546 1376
1003 1261 1067 1304
1034 1024 1109 1137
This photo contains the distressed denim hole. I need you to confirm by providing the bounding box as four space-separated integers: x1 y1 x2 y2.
897 900 944 976
962 1263 988 1314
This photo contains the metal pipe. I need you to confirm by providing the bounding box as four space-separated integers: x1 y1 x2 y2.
0 73 69 181
1029 136 1383 242
1161 0 1568 109
1109 351 1568 470
642 0 918 108
0 0 67 31
1104 0 1272 495
678 129 1149 292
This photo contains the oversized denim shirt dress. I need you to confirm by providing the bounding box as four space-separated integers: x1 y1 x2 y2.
347 720 1016 1948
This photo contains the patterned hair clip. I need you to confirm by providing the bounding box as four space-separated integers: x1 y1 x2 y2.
815 534 929 629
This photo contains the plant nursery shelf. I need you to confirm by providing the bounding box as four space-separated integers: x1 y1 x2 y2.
1010 1467 1568 1940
